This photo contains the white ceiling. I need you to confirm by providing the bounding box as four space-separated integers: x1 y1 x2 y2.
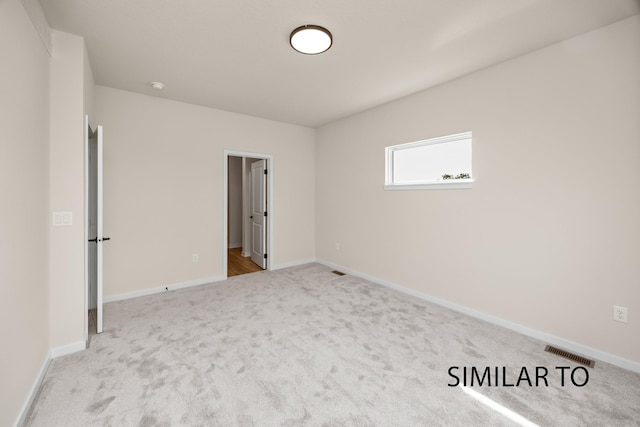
39 0 640 128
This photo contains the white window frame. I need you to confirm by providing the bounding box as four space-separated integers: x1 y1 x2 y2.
385 131 473 191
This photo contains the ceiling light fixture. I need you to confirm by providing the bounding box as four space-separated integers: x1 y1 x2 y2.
290 25 332 55
150 81 165 90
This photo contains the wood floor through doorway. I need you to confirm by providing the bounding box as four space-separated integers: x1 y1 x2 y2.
227 247 263 277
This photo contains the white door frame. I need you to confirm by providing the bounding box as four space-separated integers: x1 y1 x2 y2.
84 116 90 345
95 124 104 334
223 150 273 277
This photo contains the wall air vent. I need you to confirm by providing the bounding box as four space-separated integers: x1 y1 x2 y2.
331 270 346 276
545 345 595 368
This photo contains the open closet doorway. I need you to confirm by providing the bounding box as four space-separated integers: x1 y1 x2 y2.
224 151 273 277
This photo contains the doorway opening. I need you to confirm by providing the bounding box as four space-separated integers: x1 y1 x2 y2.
224 151 272 278
84 115 105 343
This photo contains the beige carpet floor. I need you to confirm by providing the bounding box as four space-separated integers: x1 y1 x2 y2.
25 263 640 426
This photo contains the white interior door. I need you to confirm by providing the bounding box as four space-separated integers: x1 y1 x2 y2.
88 122 105 334
88 125 97 314
96 125 104 333
250 160 267 268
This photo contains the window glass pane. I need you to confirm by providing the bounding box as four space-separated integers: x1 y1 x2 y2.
392 138 471 184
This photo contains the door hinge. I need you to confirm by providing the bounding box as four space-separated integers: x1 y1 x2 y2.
264 254 268 259
264 211 267 217
264 169 268 175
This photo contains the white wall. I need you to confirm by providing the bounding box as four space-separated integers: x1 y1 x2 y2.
316 15 640 364
84 44 95 122
48 30 89 350
0 1 50 425
95 86 315 298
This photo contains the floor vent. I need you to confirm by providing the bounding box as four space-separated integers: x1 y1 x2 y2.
545 345 595 368
331 270 346 276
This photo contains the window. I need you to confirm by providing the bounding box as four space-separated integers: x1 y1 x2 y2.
385 131 473 190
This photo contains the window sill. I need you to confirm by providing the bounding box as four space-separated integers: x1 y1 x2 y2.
384 180 474 191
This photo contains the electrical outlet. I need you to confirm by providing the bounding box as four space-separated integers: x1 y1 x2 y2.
192 254 199 263
613 305 628 323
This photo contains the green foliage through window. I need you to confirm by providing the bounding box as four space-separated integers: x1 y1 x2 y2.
442 173 470 180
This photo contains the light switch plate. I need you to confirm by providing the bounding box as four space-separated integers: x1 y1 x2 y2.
52 211 72 226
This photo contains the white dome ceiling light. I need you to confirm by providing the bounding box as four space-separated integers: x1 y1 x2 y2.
290 25 332 55
150 81 165 90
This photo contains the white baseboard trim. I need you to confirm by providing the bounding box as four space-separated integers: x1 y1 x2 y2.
14 350 51 427
16 340 88 425
271 258 317 271
104 275 227 304
50 340 86 359
316 259 640 374
228 243 242 249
